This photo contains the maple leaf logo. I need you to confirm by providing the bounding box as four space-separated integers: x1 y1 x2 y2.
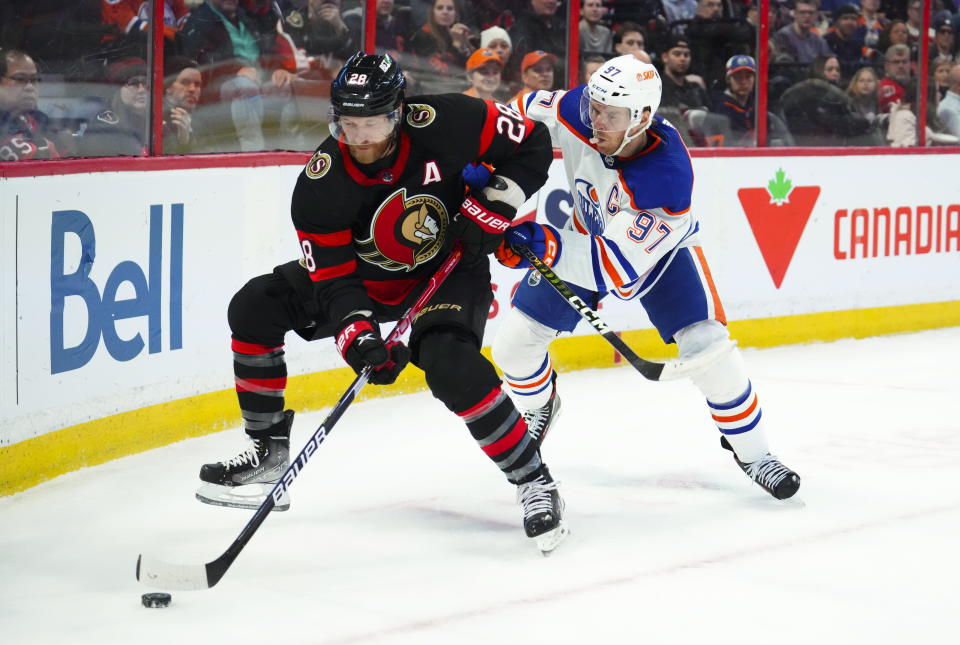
767 168 793 205
737 169 820 289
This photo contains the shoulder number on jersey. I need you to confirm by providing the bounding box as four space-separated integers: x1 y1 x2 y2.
494 102 526 144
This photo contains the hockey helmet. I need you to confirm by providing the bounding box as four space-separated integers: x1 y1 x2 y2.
579 55 662 155
330 52 406 143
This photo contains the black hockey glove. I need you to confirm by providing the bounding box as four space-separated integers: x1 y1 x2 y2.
450 190 516 257
335 314 411 385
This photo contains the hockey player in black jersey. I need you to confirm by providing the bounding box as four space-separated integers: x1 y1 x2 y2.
196 52 568 553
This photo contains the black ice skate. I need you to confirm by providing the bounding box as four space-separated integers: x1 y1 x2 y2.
516 465 569 555
196 410 294 511
721 436 801 500
523 374 562 446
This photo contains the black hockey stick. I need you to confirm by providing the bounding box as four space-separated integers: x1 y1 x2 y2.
137 243 464 591
514 244 730 381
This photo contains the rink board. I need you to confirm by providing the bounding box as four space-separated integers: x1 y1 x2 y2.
2 153 959 495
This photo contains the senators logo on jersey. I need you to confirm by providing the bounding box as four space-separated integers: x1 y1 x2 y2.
305 151 332 179
355 189 448 270
406 104 436 128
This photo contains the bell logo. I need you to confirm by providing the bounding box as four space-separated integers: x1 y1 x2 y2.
737 169 820 288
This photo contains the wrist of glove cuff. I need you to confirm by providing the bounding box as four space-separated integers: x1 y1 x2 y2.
453 191 517 257
495 222 562 269
334 315 410 385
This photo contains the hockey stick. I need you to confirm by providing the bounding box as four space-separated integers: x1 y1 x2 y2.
514 244 731 381
137 242 464 591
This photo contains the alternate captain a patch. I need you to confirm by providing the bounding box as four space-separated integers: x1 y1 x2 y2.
406 104 436 128
305 151 332 179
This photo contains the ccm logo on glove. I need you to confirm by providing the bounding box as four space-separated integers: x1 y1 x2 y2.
459 196 511 233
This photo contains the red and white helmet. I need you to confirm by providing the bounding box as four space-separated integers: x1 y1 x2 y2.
580 55 662 155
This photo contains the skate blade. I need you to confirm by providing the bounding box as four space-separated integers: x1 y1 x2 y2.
195 482 290 512
534 521 570 556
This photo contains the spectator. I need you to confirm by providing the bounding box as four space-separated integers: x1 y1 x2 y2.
371 0 414 57
163 56 203 153
812 53 843 84
931 13 957 61
78 57 149 157
846 65 882 123
0 48 59 161
877 19 910 53
659 35 710 112
100 0 190 61
612 22 649 61
905 0 925 54
686 0 755 85
878 43 912 113
279 0 360 60
710 54 756 145
509 0 566 76
463 48 504 100
937 61 960 136
180 0 297 151
509 50 556 102
409 0 480 32
409 0 475 92
826 4 874 78
933 55 953 99
579 53 607 84
888 83 959 145
480 26 517 96
661 0 700 26
780 54 876 145
580 0 612 54
774 0 833 65
480 26 513 66
858 0 889 49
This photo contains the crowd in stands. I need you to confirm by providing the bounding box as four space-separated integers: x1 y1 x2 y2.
2 0 959 160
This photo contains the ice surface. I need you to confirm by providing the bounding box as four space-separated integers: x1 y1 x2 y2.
2 328 959 644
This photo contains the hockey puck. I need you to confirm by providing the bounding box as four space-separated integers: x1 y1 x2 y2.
141 592 172 608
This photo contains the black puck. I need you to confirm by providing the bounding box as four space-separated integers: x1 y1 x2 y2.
141 592 172 608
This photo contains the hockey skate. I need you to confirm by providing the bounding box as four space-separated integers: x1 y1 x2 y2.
721 436 801 500
523 374 561 446
516 465 569 555
196 410 294 511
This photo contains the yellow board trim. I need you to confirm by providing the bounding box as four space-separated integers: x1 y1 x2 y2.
2 300 958 497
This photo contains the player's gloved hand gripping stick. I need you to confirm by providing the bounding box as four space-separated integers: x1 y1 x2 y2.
511 243 732 382
137 243 464 591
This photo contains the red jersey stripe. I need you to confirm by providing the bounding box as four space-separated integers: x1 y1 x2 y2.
298 229 352 247
309 259 356 281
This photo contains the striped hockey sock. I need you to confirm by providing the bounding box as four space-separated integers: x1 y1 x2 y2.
707 380 769 462
503 355 556 411
458 386 542 484
232 339 287 438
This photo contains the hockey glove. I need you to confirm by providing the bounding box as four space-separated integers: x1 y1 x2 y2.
450 191 516 257
494 222 562 269
335 314 411 385
461 162 493 192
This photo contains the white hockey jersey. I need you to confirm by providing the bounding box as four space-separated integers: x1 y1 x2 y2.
515 86 699 299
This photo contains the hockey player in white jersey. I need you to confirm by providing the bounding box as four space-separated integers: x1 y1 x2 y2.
491 55 801 500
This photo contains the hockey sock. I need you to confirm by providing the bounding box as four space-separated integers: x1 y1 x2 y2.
492 309 560 410
232 338 287 439
417 328 542 484
690 347 770 463
457 386 543 484
502 355 556 411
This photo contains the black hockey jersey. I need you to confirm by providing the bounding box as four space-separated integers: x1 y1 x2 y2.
291 93 552 325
